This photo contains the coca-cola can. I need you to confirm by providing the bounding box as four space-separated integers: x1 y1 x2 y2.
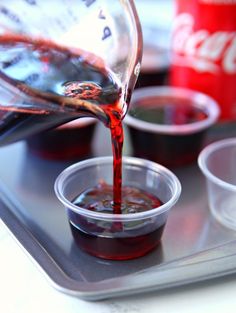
170 0 236 122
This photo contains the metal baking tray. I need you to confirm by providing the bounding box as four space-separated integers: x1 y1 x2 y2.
1 124 236 301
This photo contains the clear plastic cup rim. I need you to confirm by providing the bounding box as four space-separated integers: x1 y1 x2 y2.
54 156 181 221
198 137 236 192
124 86 220 135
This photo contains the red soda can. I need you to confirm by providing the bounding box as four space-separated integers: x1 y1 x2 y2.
170 0 236 121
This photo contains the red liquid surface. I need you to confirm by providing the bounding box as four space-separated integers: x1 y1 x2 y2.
68 183 165 260
0 34 125 212
127 101 208 167
128 102 208 125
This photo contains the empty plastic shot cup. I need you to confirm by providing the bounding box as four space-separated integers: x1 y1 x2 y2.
198 138 236 230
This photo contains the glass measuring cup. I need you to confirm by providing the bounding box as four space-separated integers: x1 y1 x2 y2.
0 0 142 145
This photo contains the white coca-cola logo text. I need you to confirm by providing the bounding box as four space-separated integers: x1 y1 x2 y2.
172 13 236 74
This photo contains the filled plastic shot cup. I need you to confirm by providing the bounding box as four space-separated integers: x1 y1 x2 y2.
124 86 220 167
26 118 97 160
198 138 236 231
54 156 181 260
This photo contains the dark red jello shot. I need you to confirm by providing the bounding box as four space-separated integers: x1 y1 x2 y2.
135 44 169 88
124 87 220 167
26 118 97 160
54 156 181 260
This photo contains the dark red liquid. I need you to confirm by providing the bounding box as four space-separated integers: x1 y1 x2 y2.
26 119 97 160
0 34 122 142
128 102 208 125
127 101 209 167
68 183 165 260
135 69 169 88
0 34 125 212
135 45 169 88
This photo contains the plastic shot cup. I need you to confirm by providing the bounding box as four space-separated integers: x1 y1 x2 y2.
124 86 220 168
198 138 236 231
26 118 97 160
135 44 169 88
54 156 181 260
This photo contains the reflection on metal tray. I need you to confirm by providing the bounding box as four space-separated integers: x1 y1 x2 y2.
1 124 236 300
